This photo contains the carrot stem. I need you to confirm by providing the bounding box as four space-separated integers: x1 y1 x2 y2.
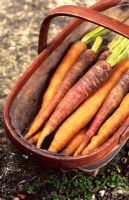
91 28 110 40
106 39 129 67
91 36 103 52
81 26 109 43
97 36 127 61
108 36 124 50
107 47 129 67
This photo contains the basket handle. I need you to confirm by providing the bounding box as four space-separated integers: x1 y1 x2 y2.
38 0 121 53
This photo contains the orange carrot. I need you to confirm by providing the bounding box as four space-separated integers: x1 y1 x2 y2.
75 69 129 155
82 93 129 155
28 131 41 144
42 41 86 109
60 127 87 156
48 59 129 153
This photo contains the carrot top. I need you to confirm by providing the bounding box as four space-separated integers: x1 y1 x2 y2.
81 26 109 44
106 38 129 67
91 36 103 52
108 36 124 50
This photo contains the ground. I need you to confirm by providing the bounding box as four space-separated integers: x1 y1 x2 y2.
0 0 129 199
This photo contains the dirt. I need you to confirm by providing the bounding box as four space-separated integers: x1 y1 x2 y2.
0 136 129 199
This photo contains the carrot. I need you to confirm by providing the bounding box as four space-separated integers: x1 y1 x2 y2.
48 58 129 153
82 93 129 155
25 27 108 139
37 39 129 149
75 69 129 155
28 131 41 145
60 127 87 156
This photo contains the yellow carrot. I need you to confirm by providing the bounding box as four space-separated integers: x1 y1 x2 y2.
82 93 129 155
48 59 129 153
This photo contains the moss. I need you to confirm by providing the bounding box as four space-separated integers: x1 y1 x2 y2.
26 168 129 199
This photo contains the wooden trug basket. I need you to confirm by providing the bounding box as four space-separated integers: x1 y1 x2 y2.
3 0 129 172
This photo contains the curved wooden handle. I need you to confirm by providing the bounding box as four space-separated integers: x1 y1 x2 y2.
38 0 121 53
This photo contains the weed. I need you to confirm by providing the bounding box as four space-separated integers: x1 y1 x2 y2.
26 185 36 194
95 170 128 189
25 167 128 199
